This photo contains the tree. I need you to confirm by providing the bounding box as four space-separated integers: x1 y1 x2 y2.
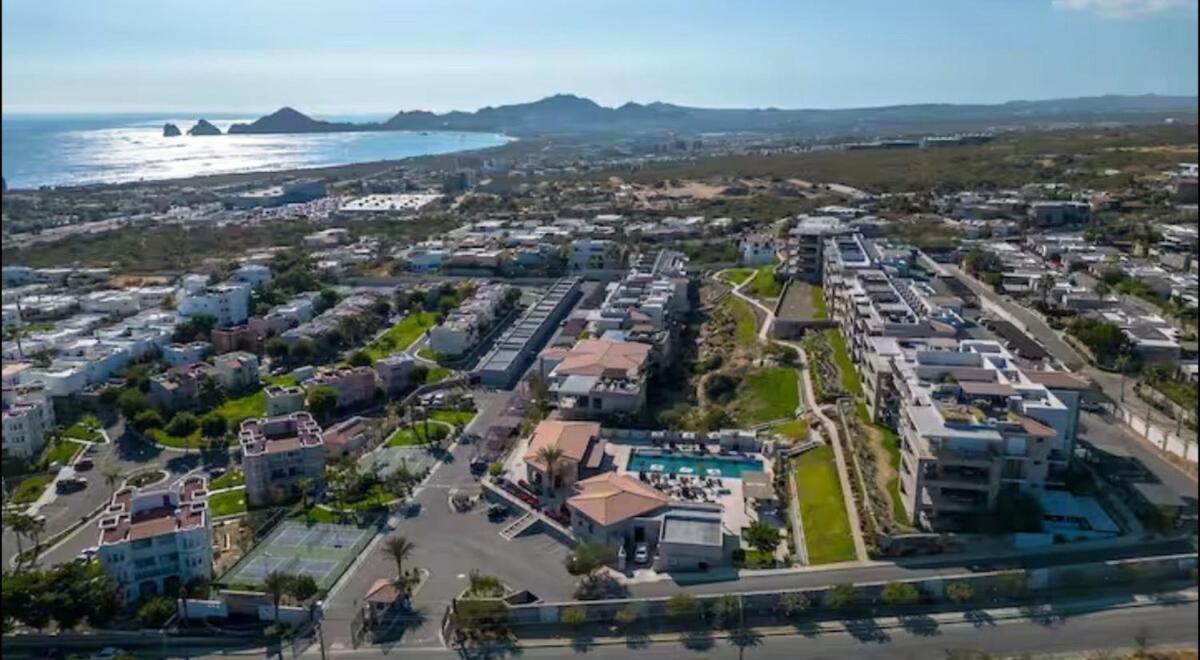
565 542 616 577
266 337 290 361
946 581 974 605
666 593 699 620
166 412 199 437
614 604 640 629
118 389 151 419
136 596 177 628
348 350 374 368
288 574 320 604
200 412 228 439
306 385 340 422
297 477 315 509
5 512 36 567
262 571 291 625
745 521 781 554
778 592 810 618
316 289 340 313
703 372 740 404
880 581 921 607
560 606 586 628
291 338 316 362
132 409 165 431
383 535 416 584
410 364 430 386
710 594 741 629
826 584 857 609
536 445 567 492
102 466 124 500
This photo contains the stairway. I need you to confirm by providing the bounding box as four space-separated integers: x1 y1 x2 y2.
499 511 538 541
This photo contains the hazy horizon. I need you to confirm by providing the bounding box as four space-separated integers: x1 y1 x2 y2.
3 0 1197 115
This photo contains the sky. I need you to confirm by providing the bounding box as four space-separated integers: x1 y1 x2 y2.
2 0 1197 115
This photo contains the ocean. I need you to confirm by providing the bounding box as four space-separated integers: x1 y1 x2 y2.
0 114 511 189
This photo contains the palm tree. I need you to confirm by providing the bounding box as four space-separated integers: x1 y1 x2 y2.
27 515 46 556
1038 275 1054 307
263 571 292 626
536 445 566 493
5 511 35 568
102 466 124 501
1094 279 1111 298
297 477 315 510
383 535 416 586
1116 354 1131 404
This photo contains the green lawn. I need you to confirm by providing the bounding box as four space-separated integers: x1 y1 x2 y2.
720 268 755 287
730 367 799 425
263 374 297 387
290 506 345 524
147 427 203 449
63 416 105 442
40 440 83 468
10 474 54 505
425 366 453 384
773 418 810 442
329 484 394 511
363 312 439 360
386 423 450 446
827 330 863 396
793 445 856 565
430 410 476 428
214 389 267 426
812 285 828 320
209 469 245 490
750 265 783 299
875 423 908 525
208 488 247 517
722 297 758 346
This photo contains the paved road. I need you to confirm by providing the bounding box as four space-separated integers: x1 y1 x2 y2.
4 418 208 570
942 264 1197 490
166 596 1199 659
1078 412 1199 513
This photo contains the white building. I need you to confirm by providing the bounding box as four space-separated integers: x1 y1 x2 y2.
1 383 56 459
231 265 272 289
739 234 776 266
96 476 212 601
178 282 251 327
428 283 513 357
163 342 211 367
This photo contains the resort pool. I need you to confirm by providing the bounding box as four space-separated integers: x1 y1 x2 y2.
625 450 764 479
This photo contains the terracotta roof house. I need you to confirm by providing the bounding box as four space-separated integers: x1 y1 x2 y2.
522 420 606 490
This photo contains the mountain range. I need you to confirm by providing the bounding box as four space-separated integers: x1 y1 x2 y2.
225 93 1199 138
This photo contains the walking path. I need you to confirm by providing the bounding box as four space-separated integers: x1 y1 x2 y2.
786 468 809 565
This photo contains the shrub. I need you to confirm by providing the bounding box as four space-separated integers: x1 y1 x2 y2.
166 412 199 437
560 606 586 628
704 372 741 404
880 581 921 606
666 593 699 620
132 409 165 431
778 592 811 618
487 462 504 477
614 604 640 628
136 597 177 628
826 584 857 609
946 581 974 605
348 351 374 367
745 521 782 554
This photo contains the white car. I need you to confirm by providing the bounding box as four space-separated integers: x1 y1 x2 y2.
633 543 650 564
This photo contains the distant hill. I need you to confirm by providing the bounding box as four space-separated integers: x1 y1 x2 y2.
224 93 1199 138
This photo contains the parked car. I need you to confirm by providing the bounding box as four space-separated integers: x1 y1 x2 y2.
75 458 94 471
77 546 99 562
469 457 489 475
487 504 509 522
56 477 86 494
208 467 227 477
633 543 650 564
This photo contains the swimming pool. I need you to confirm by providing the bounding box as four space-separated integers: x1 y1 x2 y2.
625 450 764 479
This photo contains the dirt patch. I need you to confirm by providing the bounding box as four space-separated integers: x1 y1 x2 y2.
212 519 252 576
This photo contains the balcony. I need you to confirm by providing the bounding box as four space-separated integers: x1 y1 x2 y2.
135 563 181 581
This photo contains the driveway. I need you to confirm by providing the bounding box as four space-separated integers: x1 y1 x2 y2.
319 389 576 653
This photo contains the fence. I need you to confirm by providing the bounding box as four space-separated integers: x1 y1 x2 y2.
451 553 1197 631
1116 404 1199 465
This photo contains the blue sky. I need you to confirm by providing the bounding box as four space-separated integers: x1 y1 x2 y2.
2 0 1196 114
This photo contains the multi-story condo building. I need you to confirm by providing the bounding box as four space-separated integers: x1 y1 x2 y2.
778 216 856 282
163 341 211 366
239 412 325 507
305 366 377 410
149 362 218 412
96 475 211 601
429 283 514 357
178 282 251 327
739 234 777 266
883 339 1079 529
265 384 306 416
1 382 56 459
543 339 651 420
375 355 416 395
569 239 626 277
212 351 260 392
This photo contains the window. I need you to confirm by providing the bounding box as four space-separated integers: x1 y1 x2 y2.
156 536 174 546
134 557 156 568
131 538 154 550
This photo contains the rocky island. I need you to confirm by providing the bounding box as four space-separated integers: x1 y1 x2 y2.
162 123 181 137
186 119 222 136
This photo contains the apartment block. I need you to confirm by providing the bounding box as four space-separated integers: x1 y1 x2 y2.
265 385 306 416
239 412 325 507
544 339 651 420
178 282 251 327
476 277 582 389
212 351 259 392
305 366 377 410
375 355 416 395
739 234 776 266
779 215 856 283
96 475 211 602
569 239 626 277
1 382 56 459
163 341 211 366
429 283 514 357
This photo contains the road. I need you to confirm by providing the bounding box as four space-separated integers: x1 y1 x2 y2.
151 595 1199 659
3 418 207 570
942 263 1197 493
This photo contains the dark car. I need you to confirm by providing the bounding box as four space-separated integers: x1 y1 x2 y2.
487 504 509 521
469 457 489 476
75 458 94 471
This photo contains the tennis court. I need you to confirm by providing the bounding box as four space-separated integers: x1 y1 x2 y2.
220 519 375 590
